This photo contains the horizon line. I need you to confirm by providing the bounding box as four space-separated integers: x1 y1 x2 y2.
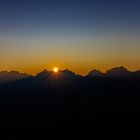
0 66 140 76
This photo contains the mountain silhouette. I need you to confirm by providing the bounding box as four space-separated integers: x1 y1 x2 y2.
0 71 31 84
0 66 140 138
87 66 140 80
105 66 131 78
1 67 140 85
60 69 75 76
134 70 140 76
87 69 104 77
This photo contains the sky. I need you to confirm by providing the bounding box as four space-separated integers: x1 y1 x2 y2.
0 0 140 75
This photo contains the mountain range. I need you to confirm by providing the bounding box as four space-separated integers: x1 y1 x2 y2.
0 66 140 84
87 66 140 78
0 71 31 84
0 66 140 134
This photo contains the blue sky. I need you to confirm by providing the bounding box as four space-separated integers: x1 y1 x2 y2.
0 0 140 74
1 0 140 36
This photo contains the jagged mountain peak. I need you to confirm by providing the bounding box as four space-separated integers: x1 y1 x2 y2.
60 69 75 76
105 66 131 78
0 71 31 84
87 69 104 77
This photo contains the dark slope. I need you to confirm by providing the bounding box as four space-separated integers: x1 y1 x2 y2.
0 71 32 84
0 68 140 139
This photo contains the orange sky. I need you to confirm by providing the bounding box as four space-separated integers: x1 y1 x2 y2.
0 35 140 75
0 0 140 75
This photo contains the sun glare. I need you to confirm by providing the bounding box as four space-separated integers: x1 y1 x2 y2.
53 67 59 73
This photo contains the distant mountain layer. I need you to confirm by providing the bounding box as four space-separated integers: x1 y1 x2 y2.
87 66 140 79
87 69 104 77
0 67 140 84
0 71 31 84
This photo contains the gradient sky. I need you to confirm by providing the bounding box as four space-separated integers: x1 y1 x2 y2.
0 0 140 75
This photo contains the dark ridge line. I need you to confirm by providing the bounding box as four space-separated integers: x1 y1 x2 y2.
0 66 140 77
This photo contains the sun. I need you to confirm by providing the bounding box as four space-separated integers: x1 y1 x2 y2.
53 67 59 73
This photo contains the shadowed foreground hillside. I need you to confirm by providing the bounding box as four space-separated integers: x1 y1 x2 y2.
0 67 140 139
